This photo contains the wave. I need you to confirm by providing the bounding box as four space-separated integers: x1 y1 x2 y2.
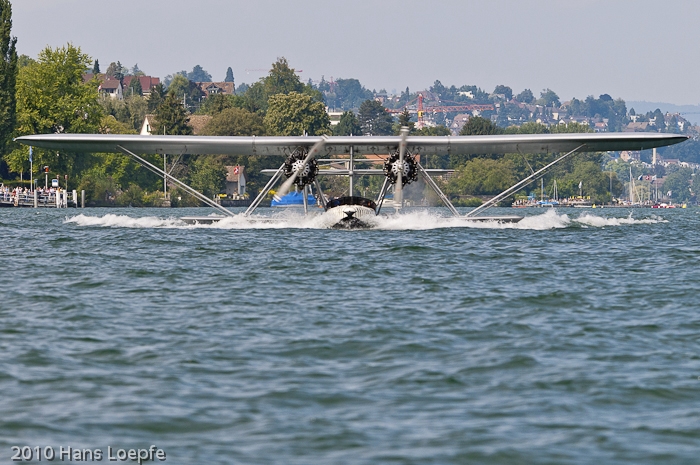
64 209 668 231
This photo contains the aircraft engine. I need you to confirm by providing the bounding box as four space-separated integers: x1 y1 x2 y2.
283 151 318 187
383 150 418 186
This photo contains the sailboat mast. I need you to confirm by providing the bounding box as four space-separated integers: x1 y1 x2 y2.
629 166 634 204
541 178 544 201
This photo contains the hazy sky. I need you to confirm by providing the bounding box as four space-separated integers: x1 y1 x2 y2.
11 0 700 104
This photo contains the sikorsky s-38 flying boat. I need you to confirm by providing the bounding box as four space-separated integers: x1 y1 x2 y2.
17 131 687 228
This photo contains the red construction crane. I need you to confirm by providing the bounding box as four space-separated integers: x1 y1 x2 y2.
387 94 494 127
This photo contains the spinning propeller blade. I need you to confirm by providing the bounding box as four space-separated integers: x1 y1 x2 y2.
395 126 409 208
276 136 327 199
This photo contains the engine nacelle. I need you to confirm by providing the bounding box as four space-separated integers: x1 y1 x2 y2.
383 150 418 186
283 150 318 187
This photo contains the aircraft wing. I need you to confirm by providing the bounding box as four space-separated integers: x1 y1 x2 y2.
15 133 688 156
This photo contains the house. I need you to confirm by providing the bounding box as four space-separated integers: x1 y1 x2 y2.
140 114 212 135
122 75 161 97
327 109 344 126
225 165 246 198
620 151 640 162
624 122 650 132
140 115 156 135
98 77 123 100
551 108 568 120
449 113 471 135
188 115 213 135
196 82 235 97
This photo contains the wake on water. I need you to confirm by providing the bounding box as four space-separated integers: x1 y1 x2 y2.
63 209 668 231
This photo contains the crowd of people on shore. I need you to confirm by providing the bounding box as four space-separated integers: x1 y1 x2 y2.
0 184 63 205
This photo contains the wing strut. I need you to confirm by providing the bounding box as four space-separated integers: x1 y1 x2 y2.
465 144 586 218
116 145 235 217
314 179 327 209
244 163 285 216
416 162 459 216
375 177 391 216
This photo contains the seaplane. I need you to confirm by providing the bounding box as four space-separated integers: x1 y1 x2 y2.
16 130 687 229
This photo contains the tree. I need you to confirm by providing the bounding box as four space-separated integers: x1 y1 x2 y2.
516 88 534 103
167 74 204 109
493 85 513 101
331 78 373 110
125 95 148 131
264 91 330 136
130 63 144 76
241 58 321 114
538 88 560 107
0 0 16 156
225 67 234 83
558 160 617 203
447 158 517 196
459 116 503 136
153 92 192 135
7 44 102 176
201 107 265 136
128 76 143 96
198 93 247 115
358 99 393 135
190 156 226 199
92 59 100 74
17 54 34 69
451 116 504 167
244 57 304 112
333 110 362 136
414 125 451 136
235 82 249 95
100 115 137 135
550 122 592 134
663 167 693 202
264 57 303 97
397 109 414 133
147 83 166 113
187 65 212 82
105 61 126 82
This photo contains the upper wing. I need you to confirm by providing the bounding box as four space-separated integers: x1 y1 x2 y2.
15 133 688 156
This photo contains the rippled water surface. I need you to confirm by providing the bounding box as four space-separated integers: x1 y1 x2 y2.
2 207 700 464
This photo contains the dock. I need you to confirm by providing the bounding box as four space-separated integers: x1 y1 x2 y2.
0 190 81 208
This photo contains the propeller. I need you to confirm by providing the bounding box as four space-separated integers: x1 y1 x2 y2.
394 126 409 208
276 136 327 199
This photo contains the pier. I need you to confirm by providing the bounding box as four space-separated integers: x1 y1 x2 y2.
0 190 83 208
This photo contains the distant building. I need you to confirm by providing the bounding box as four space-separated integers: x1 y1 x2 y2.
224 165 246 198
624 122 650 132
551 108 568 120
593 121 608 133
450 113 471 134
84 73 162 100
98 77 123 100
327 109 344 126
140 115 156 135
122 75 161 97
196 82 235 97
620 151 640 162
187 115 212 135
140 114 212 135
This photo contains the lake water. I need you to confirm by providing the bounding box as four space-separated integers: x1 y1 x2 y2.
1 206 699 464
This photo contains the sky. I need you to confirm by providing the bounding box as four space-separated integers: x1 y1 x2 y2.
11 0 700 105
